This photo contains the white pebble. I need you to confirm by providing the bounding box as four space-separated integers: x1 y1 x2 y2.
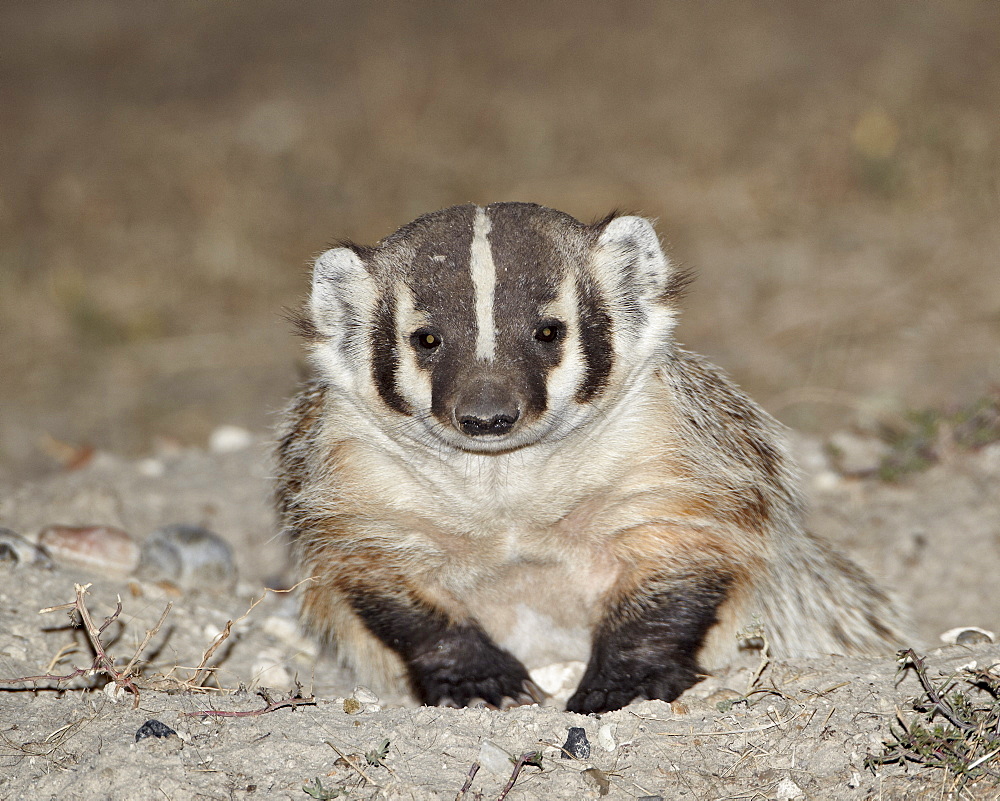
775 777 804 800
597 723 617 752
940 626 995 645
478 740 513 776
208 425 254 454
251 647 294 691
352 685 379 704
104 682 128 704
137 458 165 477
812 470 842 492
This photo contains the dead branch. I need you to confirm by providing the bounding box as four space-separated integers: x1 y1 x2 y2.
495 751 542 801
324 738 385 789
182 689 316 718
1 583 170 709
455 762 480 800
184 581 309 690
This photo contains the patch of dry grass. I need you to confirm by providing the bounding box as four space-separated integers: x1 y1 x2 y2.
867 649 1000 792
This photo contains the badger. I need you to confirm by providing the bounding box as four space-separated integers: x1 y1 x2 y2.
275 202 908 714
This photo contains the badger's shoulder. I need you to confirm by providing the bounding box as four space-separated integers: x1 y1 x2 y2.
274 378 327 528
660 347 795 475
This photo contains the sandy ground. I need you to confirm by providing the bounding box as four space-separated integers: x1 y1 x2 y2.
2 434 1000 799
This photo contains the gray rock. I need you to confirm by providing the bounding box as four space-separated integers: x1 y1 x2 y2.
137 524 237 592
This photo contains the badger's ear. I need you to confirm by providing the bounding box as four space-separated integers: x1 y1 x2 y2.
594 216 683 305
309 247 373 337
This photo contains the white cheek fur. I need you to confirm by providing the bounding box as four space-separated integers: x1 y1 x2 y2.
392 286 435 415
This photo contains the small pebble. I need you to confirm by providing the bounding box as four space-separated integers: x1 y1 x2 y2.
137 458 165 478
352 685 379 705
957 629 994 646
137 524 236 592
135 719 178 742
38 525 139 574
251 647 294 691
940 626 995 646
104 683 128 703
478 740 513 776
0 528 54 568
208 425 254 454
597 722 617 753
775 777 804 800
561 726 591 759
638 796 664 801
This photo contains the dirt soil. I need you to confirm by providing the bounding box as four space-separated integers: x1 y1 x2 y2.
2 2 999 799
2 435 1000 799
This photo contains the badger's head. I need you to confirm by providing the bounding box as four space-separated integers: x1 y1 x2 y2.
305 203 687 453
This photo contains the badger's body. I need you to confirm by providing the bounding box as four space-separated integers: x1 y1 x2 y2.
276 202 908 713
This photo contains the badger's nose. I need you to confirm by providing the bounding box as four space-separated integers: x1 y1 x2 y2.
453 382 521 437
458 411 519 437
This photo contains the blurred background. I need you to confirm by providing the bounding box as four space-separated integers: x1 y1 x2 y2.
2 0 998 483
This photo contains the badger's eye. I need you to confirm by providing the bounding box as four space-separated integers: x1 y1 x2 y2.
534 321 563 343
411 329 442 350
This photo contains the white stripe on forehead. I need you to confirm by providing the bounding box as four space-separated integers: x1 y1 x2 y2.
470 206 497 362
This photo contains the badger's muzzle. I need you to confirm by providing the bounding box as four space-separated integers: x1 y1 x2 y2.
452 379 522 438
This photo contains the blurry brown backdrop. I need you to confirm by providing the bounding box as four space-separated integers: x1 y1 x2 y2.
2 1 998 483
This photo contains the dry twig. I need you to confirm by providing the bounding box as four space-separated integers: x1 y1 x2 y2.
454 762 480 801
1 583 170 708
866 649 1000 790
182 688 316 718
495 751 543 801
179 581 309 690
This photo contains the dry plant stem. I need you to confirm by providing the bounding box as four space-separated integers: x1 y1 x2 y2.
72 585 136 704
454 762 480 801
495 752 542 801
183 691 316 718
43 643 79 674
1 583 170 709
324 739 384 789
123 600 173 678
188 619 233 689
186 582 308 689
746 634 771 693
901 649 976 733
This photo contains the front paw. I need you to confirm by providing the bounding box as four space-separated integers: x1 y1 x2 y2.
566 664 698 714
408 625 543 708
416 668 542 709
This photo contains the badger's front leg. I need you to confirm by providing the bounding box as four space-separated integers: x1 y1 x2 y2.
299 544 538 708
567 578 730 713
350 592 538 708
567 528 749 714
